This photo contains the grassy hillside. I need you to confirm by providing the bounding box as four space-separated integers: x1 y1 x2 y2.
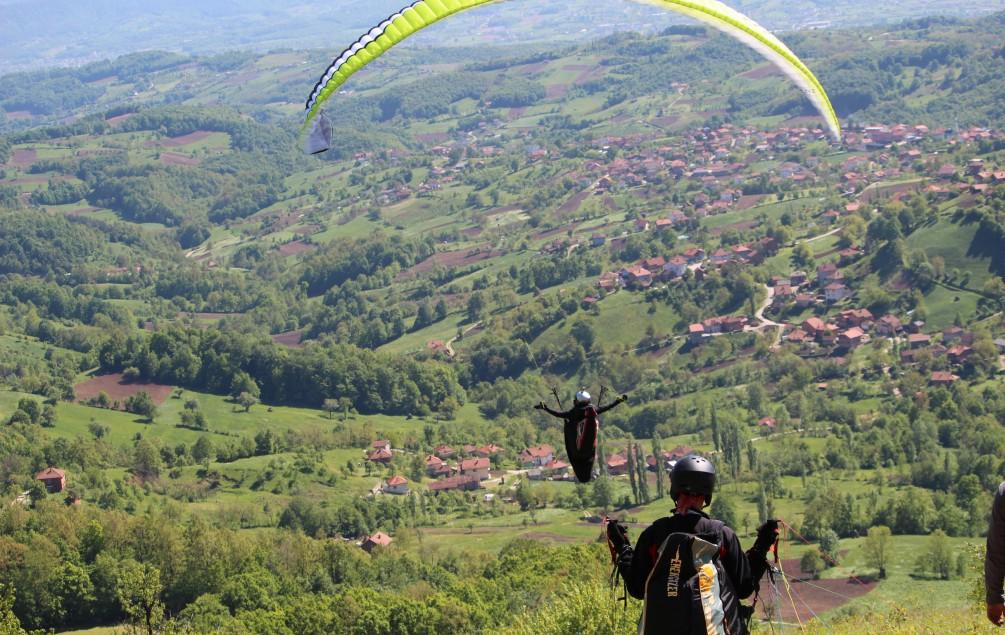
1 11 1005 635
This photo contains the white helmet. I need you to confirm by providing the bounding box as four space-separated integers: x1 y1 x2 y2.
575 390 591 404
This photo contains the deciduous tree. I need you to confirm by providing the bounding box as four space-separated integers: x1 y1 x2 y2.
115 560 164 635
125 392 157 422
237 392 259 412
864 525 892 578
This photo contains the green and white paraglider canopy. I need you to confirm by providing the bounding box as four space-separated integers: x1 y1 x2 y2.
303 0 841 154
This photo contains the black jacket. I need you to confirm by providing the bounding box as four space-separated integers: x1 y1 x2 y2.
986 481 1005 604
618 510 766 635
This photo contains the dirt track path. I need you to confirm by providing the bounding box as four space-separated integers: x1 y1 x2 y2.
801 226 841 244
445 321 483 357
745 285 784 346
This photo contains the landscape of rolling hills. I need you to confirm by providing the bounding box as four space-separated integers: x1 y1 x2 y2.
1 4 1005 633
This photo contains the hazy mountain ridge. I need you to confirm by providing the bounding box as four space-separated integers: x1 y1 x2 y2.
4 0 1005 74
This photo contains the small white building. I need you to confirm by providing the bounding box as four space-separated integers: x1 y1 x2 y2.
459 457 491 481
382 475 409 495
824 283 850 303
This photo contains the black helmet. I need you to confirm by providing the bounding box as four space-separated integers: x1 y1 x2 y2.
670 455 716 505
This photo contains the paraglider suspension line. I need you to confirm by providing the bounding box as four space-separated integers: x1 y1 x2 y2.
551 387 563 411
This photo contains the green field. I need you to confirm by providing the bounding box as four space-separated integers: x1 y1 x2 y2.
0 386 496 454
702 195 825 232
908 217 999 291
533 290 683 350
922 283 982 330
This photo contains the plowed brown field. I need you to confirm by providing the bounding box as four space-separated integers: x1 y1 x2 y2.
74 373 174 406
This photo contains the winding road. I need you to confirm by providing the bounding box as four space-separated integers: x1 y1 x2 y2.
747 285 784 346
444 321 484 357
744 225 840 346
801 226 842 244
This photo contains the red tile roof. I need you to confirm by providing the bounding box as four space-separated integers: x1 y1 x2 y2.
667 446 695 459
521 445 555 459
367 448 392 462
606 454 628 468
879 314 902 327
35 467 65 480
841 308 873 320
365 532 393 547
460 457 490 472
427 474 482 491
930 371 960 383
803 317 826 332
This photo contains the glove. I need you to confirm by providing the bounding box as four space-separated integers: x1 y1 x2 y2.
618 394 628 404
534 402 545 410
752 519 780 554
606 518 630 557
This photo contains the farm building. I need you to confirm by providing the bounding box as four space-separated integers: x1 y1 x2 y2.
361 532 393 553
36 467 66 494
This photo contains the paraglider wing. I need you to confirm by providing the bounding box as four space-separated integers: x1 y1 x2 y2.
303 0 496 150
303 0 840 153
646 0 840 141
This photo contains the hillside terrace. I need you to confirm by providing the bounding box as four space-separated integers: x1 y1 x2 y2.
595 234 777 293
577 121 998 187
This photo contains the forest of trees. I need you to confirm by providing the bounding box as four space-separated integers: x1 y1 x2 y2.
0 212 105 277
1 12 1005 633
95 327 465 416
0 51 189 115
0 497 610 634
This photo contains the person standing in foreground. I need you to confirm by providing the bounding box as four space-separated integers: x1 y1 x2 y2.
607 455 778 635
986 482 1005 625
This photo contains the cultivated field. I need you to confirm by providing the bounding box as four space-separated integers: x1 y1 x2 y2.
73 373 175 406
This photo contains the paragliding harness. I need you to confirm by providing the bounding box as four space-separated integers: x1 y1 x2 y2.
634 520 734 635
537 386 622 483
566 388 604 483
304 110 333 154
605 516 734 634
604 516 779 634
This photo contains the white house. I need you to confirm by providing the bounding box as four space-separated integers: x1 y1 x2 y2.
382 475 409 495
824 283 850 303
519 445 555 468
664 256 688 278
459 457 491 481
